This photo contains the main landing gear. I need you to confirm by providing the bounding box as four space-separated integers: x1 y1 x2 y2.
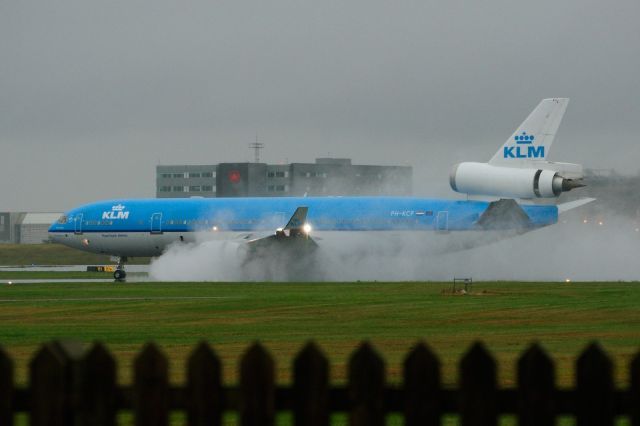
113 256 128 282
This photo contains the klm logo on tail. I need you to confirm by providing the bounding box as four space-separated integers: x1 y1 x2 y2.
102 204 130 220
503 132 545 159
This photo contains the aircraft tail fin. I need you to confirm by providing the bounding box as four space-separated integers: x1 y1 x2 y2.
489 98 569 166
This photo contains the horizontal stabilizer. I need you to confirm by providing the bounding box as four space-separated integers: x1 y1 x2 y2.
477 199 531 230
557 198 596 214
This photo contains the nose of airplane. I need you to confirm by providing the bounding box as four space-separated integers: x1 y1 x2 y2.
48 214 70 245
48 223 60 244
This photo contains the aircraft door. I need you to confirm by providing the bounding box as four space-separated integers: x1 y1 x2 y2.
74 214 83 235
436 211 449 232
151 213 163 234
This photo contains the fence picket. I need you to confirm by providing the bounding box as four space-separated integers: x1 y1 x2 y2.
348 341 385 426
240 342 275 426
459 341 497 426
293 341 329 426
0 340 635 422
80 342 116 426
29 343 68 426
187 341 222 426
403 342 441 426
517 343 554 426
631 350 640 426
0 345 12 426
134 343 169 426
576 342 613 426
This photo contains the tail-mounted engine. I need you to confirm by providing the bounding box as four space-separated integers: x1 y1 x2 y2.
450 162 585 199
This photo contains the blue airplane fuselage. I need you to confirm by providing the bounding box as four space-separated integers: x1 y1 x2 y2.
48 197 557 257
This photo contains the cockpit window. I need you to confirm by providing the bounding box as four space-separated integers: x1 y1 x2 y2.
57 215 68 224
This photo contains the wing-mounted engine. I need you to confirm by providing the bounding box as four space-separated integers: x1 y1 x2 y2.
449 98 586 199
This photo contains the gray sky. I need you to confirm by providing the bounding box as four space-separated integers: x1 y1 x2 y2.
2 0 639 211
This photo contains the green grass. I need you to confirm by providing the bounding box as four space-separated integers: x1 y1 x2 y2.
0 281 638 389
0 243 149 265
2 280 637 425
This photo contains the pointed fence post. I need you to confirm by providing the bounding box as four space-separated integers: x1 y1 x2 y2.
134 343 169 426
459 342 497 426
293 341 329 426
52 340 85 426
240 342 275 426
0 346 13 426
187 341 222 426
576 342 613 426
80 342 116 426
403 342 441 426
29 342 68 426
517 343 555 426
348 341 385 426
631 350 640 426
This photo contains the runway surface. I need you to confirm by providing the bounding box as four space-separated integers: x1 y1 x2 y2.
0 295 243 302
0 265 149 272
2 278 148 284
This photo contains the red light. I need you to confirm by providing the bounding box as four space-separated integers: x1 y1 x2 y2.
228 170 241 183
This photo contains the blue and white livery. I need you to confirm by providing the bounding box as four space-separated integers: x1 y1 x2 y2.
49 98 593 280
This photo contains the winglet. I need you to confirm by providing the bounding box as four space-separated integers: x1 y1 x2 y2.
284 207 308 231
557 198 596 214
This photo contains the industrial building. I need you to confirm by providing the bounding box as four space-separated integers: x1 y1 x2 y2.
0 212 61 244
156 158 413 198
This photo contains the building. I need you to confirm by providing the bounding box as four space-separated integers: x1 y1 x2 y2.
156 158 412 198
0 212 61 244
156 165 218 197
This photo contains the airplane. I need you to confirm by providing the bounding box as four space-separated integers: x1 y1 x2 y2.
49 98 594 281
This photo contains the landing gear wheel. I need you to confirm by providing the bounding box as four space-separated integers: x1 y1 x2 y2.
113 256 128 282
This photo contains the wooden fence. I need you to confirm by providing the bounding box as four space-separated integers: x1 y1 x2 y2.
0 340 639 425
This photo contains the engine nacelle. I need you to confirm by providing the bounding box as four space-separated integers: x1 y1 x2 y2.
450 162 584 199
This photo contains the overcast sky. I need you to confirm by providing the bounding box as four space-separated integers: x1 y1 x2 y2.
1 0 639 211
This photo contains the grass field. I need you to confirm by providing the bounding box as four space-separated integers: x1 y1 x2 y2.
0 280 638 391
0 243 149 265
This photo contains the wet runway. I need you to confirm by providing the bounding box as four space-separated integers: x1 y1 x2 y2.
0 265 149 272
0 295 243 302
3 278 148 284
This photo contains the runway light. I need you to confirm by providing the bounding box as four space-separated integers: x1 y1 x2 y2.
565 278 571 283
583 219 588 224
598 221 604 226
303 223 312 234
7 281 12 285
212 226 218 231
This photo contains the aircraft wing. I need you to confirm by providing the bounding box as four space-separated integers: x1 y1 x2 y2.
244 207 318 256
